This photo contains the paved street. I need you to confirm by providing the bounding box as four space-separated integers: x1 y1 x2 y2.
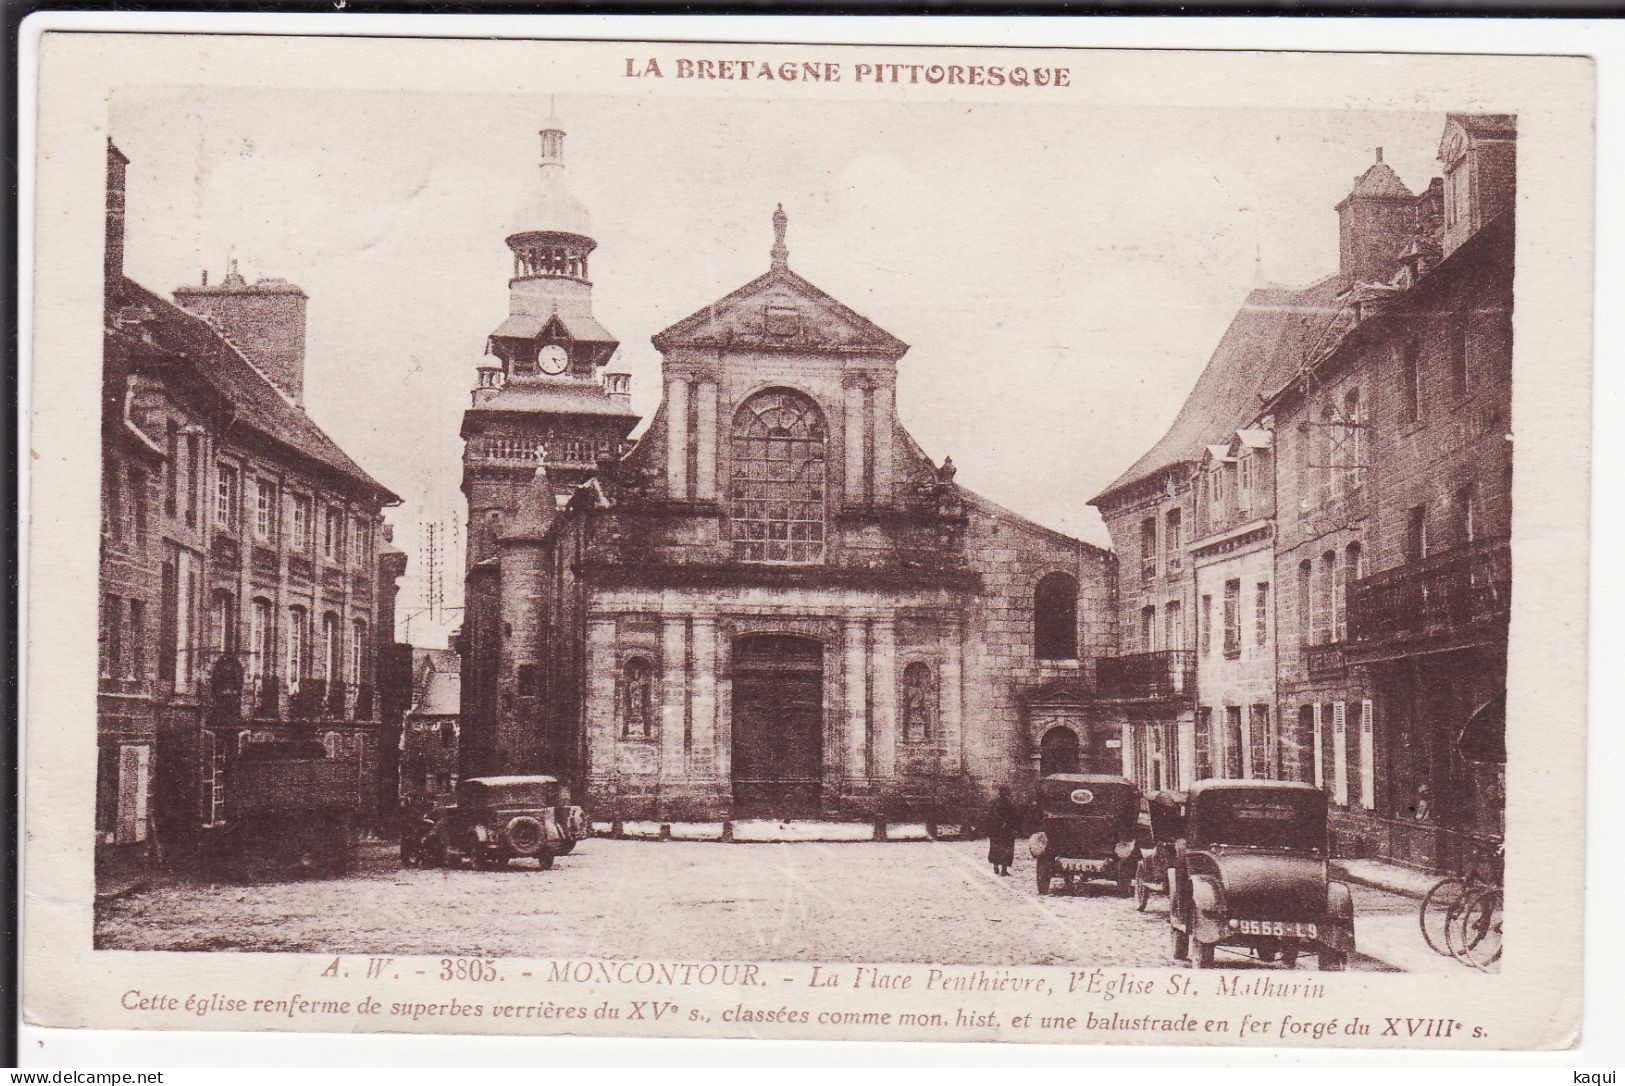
96 838 1439 971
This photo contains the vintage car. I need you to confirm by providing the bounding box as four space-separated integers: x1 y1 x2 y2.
1167 779 1355 970
1132 789 1187 912
402 775 588 871
1027 774 1145 896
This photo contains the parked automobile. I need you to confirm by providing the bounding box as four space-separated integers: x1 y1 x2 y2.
1167 779 1355 970
1133 789 1187 912
201 738 359 880
402 775 588 871
1027 774 1144 896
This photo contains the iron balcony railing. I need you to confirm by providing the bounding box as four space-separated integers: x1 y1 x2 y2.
1347 538 1511 646
1096 650 1196 701
1304 641 1347 676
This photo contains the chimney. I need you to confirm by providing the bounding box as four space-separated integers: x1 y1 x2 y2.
105 140 129 287
1335 148 1417 288
173 267 309 407
603 371 632 407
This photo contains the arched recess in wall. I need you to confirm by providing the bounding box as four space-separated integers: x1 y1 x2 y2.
1039 725 1081 776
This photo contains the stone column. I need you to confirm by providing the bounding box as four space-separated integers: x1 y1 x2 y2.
585 616 619 796
690 616 718 777
872 616 898 780
665 377 689 500
660 611 688 782
694 380 718 501
844 617 868 780
843 384 866 504
940 615 964 774
1120 719 1137 784
873 382 895 505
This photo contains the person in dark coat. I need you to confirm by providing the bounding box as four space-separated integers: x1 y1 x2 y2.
987 786 1020 876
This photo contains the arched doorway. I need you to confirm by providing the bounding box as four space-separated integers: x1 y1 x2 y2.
1039 726 1081 776
732 635 823 816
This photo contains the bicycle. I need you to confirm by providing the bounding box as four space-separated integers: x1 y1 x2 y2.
1418 839 1503 961
1447 881 1503 970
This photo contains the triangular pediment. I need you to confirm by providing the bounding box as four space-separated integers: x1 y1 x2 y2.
650 268 909 357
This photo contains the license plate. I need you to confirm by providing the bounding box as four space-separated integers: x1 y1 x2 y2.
1233 919 1319 939
1060 859 1109 873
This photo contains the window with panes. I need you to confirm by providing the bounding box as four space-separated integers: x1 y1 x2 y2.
1222 578 1241 659
729 389 826 564
255 479 275 539
216 463 239 531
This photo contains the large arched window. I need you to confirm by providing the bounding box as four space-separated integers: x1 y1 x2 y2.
730 389 826 564
350 618 367 685
321 613 342 684
286 606 307 690
1033 572 1079 660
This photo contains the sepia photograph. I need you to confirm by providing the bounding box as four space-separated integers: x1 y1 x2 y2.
21 27 1595 1052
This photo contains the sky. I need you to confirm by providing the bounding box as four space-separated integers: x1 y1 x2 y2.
110 88 1447 646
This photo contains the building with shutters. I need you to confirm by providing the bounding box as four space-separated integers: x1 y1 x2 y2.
100 139 401 871
457 115 1117 821
1090 114 1513 871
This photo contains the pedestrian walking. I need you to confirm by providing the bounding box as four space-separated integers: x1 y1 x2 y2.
987 786 1020 876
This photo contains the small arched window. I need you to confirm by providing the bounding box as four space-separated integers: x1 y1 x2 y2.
729 388 827 564
622 658 655 739
1033 572 1079 660
350 618 368 684
901 662 935 741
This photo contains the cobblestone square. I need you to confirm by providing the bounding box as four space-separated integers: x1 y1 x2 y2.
97 839 1426 971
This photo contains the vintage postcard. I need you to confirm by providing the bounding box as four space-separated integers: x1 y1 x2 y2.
21 24 1593 1052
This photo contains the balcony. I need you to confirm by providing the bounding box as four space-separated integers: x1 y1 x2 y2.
1304 641 1347 676
251 545 279 578
1348 539 1511 650
465 436 632 471
245 673 282 719
289 679 326 720
1096 650 1196 702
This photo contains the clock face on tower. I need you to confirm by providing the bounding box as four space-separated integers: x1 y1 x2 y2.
538 344 569 376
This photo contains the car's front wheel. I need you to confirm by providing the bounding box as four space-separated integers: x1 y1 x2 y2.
1133 867 1151 912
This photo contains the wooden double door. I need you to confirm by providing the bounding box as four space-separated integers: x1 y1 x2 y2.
731 635 824 817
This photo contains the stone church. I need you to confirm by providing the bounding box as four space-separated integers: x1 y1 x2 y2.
458 115 1116 820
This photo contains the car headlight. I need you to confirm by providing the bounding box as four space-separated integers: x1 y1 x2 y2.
474 824 490 844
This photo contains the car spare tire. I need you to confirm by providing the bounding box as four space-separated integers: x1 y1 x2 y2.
505 816 547 856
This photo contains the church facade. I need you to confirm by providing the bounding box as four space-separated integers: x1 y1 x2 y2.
458 116 1116 821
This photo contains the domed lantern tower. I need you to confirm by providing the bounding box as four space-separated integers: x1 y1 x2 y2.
461 108 638 576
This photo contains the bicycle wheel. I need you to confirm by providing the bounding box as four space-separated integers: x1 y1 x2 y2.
1420 877 1467 956
1454 887 1503 971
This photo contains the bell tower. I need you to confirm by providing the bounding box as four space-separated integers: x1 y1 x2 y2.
460 106 639 573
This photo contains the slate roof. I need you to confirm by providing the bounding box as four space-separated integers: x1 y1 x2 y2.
489 311 617 346
413 647 461 674
1345 161 1414 200
408 671 462 717
114 277 399 504
1091 276 1346 507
